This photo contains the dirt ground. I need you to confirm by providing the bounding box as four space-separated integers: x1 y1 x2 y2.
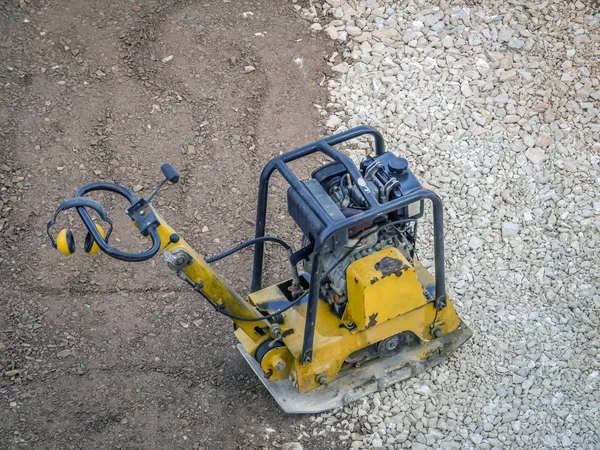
0 0 345 448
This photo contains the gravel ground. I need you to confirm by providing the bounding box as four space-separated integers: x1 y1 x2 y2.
297 0 600 449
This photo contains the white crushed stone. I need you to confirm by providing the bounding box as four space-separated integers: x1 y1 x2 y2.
297 0 600 448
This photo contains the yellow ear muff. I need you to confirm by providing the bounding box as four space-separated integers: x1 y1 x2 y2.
56 229 76 256
84 223 105 255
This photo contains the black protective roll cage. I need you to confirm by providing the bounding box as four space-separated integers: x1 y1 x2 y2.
250 125 448 365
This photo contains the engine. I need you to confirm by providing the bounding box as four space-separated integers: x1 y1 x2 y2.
288 152 425 320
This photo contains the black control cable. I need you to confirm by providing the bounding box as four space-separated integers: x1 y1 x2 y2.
188 218 418 323
205 235 301 287
175 270 307 322
197 286 308 322
171 235 304 322
205 236 291 263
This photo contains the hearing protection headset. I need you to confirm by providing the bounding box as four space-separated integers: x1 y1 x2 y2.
46 197 113 256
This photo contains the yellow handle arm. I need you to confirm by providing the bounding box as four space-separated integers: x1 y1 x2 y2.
151 209 272 341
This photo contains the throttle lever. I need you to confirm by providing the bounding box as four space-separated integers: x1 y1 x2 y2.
146 163 179 203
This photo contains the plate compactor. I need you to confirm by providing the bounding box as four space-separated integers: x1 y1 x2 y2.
47 126 471 413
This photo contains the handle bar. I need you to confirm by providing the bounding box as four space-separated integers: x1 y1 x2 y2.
74 181 161 262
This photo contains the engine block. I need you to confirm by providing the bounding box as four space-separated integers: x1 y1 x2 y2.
288 152 425 320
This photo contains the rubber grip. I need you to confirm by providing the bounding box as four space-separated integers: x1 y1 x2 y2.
161 163 179 183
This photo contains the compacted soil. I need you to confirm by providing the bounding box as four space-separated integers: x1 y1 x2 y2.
0 0 342 448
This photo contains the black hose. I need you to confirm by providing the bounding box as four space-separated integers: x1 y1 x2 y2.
194 283 308 322
195 219 416 323
205 236 291 263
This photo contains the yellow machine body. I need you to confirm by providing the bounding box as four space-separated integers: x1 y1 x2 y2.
343 248 430 331
50 129 472 414
147 212 469 400
236 247 464 393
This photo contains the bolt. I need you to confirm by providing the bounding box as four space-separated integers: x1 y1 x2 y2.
316 373 327 385
271 325 281 339
275 362 285 372
431 326 443 339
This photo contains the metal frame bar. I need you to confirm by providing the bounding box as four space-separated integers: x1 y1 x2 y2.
250 126 447 364
73 182 162 262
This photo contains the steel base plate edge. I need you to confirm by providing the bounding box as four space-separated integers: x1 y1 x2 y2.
237 321 473 414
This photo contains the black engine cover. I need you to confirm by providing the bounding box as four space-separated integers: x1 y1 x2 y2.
286 179 348 251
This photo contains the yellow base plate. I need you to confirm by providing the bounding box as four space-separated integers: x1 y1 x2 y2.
237 321 472 414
